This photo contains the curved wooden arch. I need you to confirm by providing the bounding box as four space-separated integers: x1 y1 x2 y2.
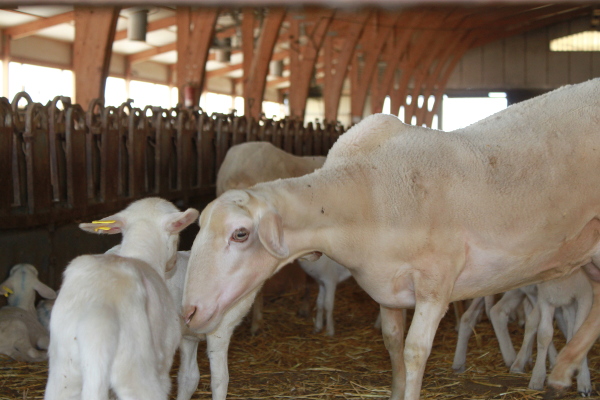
287 8 335 120
322 11 372 122
349 11 399 123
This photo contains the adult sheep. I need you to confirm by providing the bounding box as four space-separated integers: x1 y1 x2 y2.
183 79 600 400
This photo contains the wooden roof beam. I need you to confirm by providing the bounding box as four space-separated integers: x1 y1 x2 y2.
3 11 75 40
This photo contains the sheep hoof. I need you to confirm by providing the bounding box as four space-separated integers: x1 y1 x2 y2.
452 365 466 374
543 384 569 400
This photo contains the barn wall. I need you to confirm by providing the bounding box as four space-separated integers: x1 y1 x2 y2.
447 17 600 91
11 36 72 67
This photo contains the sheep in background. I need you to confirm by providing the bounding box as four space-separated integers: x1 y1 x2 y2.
510 269 593 395
44 198 198 400
452 287 567 373
298 255 351 336
0 263 56 362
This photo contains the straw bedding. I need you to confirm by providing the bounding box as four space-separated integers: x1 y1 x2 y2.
1 278 598 399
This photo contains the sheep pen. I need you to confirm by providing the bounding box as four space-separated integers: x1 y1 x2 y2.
1 278 598 400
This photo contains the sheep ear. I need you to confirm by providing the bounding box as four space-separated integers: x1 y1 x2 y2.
258 209 289 259
79 215 124 235
165 208 199 234
300 251 322 262
0 282 13 297
34 281 57 300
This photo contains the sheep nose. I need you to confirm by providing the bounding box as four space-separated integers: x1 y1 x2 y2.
183 306 196 325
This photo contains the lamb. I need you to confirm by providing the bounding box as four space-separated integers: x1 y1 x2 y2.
44 198 198 400
510 269 593 395
0 263 56 362
217 141 326 335
452 286 565 373
182 79 600 400
297 255 352 336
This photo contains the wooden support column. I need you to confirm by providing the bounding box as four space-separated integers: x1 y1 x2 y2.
287 8 334 120
73 6 119 109
176 7 219 108
322 12 370 122
243 8 286 120
349 12 398 123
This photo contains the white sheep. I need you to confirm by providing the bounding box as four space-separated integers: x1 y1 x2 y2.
182 79 600 400
44 197 198 400
510 269 592 395
298 255 352 336
0 263 56 362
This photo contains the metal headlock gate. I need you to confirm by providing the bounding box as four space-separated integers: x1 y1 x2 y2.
1 93 345 230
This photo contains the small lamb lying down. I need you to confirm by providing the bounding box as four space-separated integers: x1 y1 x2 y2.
44 197 198 400
0 263 57 362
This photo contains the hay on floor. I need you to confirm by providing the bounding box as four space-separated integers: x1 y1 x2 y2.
1 279 598 399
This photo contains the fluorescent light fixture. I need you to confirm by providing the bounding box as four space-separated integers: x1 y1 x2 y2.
550 31 600 51
488 92 507 98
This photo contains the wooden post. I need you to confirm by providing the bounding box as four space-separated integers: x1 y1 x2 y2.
73 6 119 110
243 8 286 120
176 7 219 108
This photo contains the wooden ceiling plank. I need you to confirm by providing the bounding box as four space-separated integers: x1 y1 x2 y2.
4 11 75 40
127 42 176 64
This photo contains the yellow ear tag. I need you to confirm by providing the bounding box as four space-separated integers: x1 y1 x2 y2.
94 227 112 232
2 286 13 297
92 220 116 224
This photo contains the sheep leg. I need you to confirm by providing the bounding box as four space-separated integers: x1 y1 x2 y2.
529 302 554 390
44 349 82 400
250 290 264 335
176 336 201 400
490 289 525 367
452 296 485 373
380 305 405 400
207 326 235 400
510 304 540 373
571 291 593 396
452 300 465 332
314 282 326 333
547 268 600 396
324 280 337 336
297 276 312 318
403 299 448 400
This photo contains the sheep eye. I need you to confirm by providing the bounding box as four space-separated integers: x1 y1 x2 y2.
231 228 249 243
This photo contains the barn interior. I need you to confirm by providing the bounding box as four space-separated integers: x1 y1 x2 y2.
1 1 600 399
